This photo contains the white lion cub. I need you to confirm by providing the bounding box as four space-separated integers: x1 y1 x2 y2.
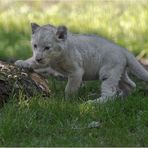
15 23 63 78
15 23 148 103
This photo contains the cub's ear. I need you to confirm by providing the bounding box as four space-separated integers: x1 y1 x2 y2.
31 23 40 34
56 25 67 41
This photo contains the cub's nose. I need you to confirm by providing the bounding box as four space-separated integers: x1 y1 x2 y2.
36 58 42 63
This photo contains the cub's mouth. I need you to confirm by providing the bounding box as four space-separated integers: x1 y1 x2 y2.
35 59 47 65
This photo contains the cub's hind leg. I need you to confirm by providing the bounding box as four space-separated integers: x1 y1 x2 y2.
119 71 136 97
87 65 124 103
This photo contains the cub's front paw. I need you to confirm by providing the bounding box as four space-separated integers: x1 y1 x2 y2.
15 60 32 70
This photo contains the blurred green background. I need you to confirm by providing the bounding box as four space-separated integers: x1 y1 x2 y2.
0 0 148 61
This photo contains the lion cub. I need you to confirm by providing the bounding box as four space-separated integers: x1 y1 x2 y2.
15 23 148 103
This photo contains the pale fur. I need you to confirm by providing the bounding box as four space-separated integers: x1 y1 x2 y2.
15 24 63 78
15 23 148 103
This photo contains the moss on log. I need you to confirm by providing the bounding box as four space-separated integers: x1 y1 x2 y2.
0 60 51 106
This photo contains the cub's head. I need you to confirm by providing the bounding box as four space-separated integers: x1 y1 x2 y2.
31 23 68 66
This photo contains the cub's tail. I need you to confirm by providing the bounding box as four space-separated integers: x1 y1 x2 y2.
126 52 148 82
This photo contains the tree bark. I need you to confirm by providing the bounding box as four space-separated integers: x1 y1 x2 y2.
0 60 51 106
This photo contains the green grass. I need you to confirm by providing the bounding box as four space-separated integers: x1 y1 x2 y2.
0 78 148 146
0 81 148 146
0 0 148 146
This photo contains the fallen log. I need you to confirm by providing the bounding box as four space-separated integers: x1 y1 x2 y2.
0 60 51 106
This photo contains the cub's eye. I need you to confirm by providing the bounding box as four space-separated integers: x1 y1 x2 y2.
34 44 37 49
44 46 50 50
